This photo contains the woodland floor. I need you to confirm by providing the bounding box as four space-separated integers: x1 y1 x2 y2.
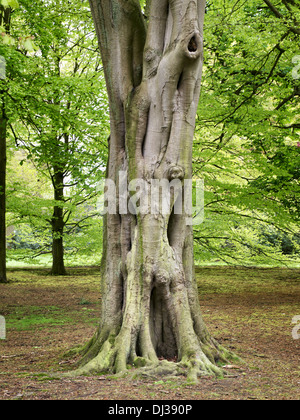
0 266 299 400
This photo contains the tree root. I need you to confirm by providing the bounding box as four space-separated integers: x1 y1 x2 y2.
62 357 225 383
60 335 237 383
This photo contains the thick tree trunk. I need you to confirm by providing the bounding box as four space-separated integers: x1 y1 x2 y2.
74 0 232 380
50 169 66 276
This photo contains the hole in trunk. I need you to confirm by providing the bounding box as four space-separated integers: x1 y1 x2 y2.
150 286 178 360
188 36 198 52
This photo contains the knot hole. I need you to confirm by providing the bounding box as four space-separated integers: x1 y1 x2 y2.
188 36 198 52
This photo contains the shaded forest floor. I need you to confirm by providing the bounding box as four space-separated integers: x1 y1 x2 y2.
0 266 299 400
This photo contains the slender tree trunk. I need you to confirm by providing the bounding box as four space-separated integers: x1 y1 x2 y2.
50 169 66 276
0 5 10 284
74 0 232 381
0 107 7 284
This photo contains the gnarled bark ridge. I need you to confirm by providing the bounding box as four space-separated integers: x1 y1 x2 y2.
73 0 233 381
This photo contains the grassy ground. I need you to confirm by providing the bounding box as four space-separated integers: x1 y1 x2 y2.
0 266 299 400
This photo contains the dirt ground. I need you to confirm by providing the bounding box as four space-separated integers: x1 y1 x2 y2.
0 266 299 400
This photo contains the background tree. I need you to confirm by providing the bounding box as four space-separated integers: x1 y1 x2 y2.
5 0 109 274
0 78 7 283
0 0 17 283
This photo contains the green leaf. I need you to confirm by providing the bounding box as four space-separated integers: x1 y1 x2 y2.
1 33 15 46
0 0 19 9
21 37 39 52
0 0 9 8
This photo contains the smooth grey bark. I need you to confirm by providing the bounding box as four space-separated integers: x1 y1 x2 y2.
74 0 233 381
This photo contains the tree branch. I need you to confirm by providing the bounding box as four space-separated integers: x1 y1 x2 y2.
263 0 300 34
263 0 284 18
275 87 300 110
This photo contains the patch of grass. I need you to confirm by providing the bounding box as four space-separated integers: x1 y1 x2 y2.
32 373 61 382
5 266 101 288
6 306 73 331
79 298 92 306
195 266 300 295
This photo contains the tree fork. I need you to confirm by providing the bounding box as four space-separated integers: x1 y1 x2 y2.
70 0 235 380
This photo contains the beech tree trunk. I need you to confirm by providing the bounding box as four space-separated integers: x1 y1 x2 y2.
50 169 66 276
75 0 232 381
0 6 10 284
0 109 7 284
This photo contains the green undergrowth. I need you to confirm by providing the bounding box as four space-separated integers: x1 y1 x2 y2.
5 266 101 287
4 305 99 332
195 266 300 295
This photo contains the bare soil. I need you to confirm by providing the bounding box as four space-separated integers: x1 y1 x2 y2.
0 266 299 400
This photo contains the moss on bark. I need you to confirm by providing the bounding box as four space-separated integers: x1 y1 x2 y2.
75 0 235 382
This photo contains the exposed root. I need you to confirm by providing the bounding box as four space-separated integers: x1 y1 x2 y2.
63 357 225 382
61 334 236 383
